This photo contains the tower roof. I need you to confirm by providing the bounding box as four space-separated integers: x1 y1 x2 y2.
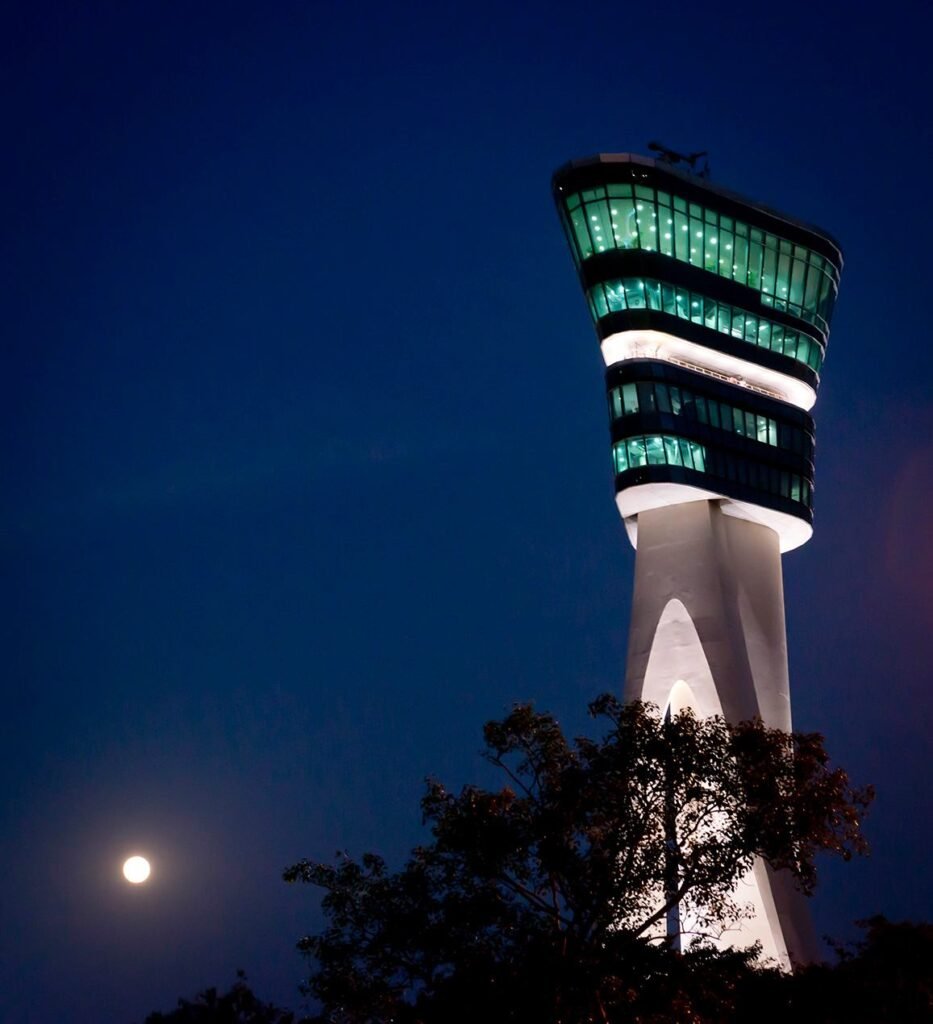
552 153 844 267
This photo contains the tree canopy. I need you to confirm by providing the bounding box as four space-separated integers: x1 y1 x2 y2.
284 696 871 1023
142 970 306 1024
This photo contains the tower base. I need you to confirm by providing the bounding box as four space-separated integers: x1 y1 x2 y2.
623 499 817 966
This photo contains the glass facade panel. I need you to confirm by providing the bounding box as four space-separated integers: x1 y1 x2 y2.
660 206 674 257
690 440 706 473
661 282 676 314
622 382 638 414
790 257 807 307
589 200 613 253
646 436 666 465
625 279 646 308
776 250 792 304
674 209 690 260
626 436 647 467
762 244 777 297
612 196 637 248
663 436 682 465
569 206 593 259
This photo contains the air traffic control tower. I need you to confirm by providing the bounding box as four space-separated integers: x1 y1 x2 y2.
552 153 843 964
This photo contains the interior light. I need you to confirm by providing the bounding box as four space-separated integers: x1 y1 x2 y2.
696 231 703 237
710 238 717 244
664 233 671 239
682 225 688 231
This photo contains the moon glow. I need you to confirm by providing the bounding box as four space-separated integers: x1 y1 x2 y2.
122 855 151 884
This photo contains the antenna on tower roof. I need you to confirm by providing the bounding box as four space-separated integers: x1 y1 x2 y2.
648 141 711 179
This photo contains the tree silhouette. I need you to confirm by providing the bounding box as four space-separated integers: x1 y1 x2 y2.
142 970 307 1024
285 696 871 1023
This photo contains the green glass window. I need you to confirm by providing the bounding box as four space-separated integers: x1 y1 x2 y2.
646 436 666 465
748 230 764 290
612 434 709 477
661 282 677 315
610 196 637 249
803 263 820 313
656 384 671 414
596 283 609 312
584 276 824 373
562 185 839 334
663 436 682 465
622 383 638 414
789 257 806 307
569 206 593 259
674 208 690 260
660 206 675 257
733 226 749 284
624 279 646 308
762 243 777 297
626 436 647 467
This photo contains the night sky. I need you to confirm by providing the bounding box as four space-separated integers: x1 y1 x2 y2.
3 3 932 1021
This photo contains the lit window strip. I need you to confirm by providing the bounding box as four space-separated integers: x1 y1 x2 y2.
612 433 707 474
611 434 812 508
607 381 811 456
564 185 838 334
586 277 823 373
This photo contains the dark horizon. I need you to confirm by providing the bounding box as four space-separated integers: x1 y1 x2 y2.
3 2 932 1020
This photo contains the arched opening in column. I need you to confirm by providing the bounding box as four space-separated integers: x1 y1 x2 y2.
641 598 723 718
638 598 790 967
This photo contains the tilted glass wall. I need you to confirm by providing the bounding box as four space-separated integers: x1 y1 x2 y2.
611 434 813 509
587 277 823 372
561 183 839 334
607 378 813 459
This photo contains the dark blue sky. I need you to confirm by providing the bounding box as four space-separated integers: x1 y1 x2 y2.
3 2 931 1020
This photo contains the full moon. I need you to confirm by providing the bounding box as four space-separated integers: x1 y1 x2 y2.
122 855 151 884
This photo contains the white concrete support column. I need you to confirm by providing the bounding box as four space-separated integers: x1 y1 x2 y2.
623 499 817 966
